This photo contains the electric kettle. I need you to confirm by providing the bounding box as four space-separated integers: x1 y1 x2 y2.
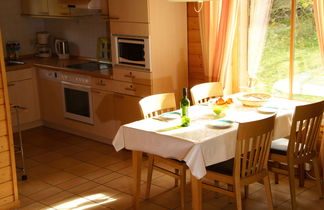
55 39 70 59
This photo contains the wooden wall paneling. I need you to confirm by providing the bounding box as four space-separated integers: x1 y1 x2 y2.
187 3 205 90
0 136 9 153
0 31 19 208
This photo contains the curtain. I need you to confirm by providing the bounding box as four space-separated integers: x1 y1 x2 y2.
247 0 273 84
199 0 239 91
314 0 324 177
314 0 324 65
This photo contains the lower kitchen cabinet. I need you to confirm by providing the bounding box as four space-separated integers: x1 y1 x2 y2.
92 88 116 140
7 68 41 130
113 93 142 127
37 69 64 125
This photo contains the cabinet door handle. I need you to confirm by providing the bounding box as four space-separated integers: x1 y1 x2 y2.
124 74 135 79
109 16 120 20
7 83 15 87
125 87 136 92
92 90 104 95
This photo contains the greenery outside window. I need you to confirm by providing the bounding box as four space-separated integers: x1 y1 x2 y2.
243 0 324 102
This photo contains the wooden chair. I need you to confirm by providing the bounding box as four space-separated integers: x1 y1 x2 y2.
269 100 324 210
139 93 188 209
201 115 276 210
190 82 223 105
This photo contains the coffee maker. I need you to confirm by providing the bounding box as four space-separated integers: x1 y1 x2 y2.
35 32 51 58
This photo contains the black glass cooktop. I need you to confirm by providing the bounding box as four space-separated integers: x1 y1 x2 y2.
65 61 112 72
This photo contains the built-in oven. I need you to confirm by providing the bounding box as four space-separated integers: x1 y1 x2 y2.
61 72 94 125
111 34 150 70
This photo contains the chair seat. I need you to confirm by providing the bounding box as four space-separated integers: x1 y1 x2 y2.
206 158 234 176
270 138 288 155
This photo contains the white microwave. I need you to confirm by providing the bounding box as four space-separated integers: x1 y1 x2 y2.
111 35 150 71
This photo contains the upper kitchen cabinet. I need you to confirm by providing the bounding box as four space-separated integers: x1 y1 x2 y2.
48 0 70 16
21 0 108 18
21 0 49 16
108 0 148 23
21 0 70 17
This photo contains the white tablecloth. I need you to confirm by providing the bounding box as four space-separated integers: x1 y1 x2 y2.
112 97 305 179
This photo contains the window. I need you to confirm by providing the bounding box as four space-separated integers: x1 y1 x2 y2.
246 0 324 101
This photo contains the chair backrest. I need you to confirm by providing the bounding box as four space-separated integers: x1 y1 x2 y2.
234 115 276 179
139 93 176 119
190 82 223 105
288 100 324 161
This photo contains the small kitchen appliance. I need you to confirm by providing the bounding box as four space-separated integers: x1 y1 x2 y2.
111 34 150 70
6 41 21 61
55 39 70 59
35 32 51 58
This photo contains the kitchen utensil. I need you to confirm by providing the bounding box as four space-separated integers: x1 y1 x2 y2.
55 39 70 59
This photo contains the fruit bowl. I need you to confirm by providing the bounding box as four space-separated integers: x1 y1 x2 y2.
211 105 228 116
237 93 271 107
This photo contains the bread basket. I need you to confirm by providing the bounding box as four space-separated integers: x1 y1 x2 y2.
237 93 271 107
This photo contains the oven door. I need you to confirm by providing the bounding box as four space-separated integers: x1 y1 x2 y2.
62 81 94 125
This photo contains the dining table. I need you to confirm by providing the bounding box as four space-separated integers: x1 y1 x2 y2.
112 94 305 210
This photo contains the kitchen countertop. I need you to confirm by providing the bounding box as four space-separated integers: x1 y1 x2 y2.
5 57 113 79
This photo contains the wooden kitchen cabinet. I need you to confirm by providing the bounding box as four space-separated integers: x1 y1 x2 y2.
7 68 41 130
113 93 142 126
37 69 64 125
48 0 70 16
21 0 70 17
108 0 148 23
21 0 49 16
110 0 188 103
92 88 116 140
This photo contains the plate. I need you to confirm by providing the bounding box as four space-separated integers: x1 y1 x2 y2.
207 120 233 129
257 107 278 114
159 112 181 120
160 113 180 120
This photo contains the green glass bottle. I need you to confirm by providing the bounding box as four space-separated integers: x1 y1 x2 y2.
180 88 190 127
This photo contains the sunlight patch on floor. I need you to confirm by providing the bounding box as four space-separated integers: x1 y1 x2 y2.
51 193 117 210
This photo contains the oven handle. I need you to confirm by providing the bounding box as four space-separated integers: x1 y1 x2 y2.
61 81 91 90
118 39 144 45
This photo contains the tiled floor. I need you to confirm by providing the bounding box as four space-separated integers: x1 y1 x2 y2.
14 126 323 210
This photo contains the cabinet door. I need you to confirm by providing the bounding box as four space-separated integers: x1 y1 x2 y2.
38 78 64 124
92 89 116 139
21 0 49 16
8 79 40 126
108 0 148 23
48 0 70 16
113 93 142 128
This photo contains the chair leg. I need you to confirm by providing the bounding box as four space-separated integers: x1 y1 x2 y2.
175 169 179 187
263 175 274 210
274 173 279 184
234 183 242 210
145 154 154 199
288 163 297 210
179 167 186 210
244 185 249 198
299 163 305 187
274 162 280 184
227 184 234 204
312 156 323 198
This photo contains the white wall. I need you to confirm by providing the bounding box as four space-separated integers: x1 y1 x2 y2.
0 0 44 56
44 16 107 58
